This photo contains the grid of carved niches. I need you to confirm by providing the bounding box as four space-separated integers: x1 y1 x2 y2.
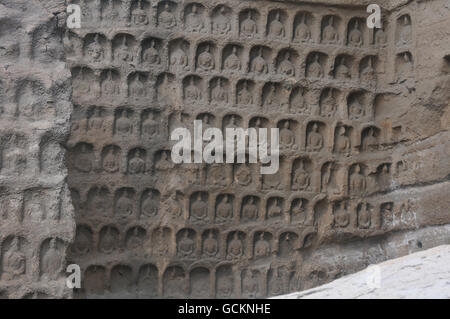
70 259 301 298
71 66 380 119
68 191 409 298
68 150 401 227
67 0 415 298
68 177 406 227
69 103 385 154
70 32 382 84
68 2 391 112
68 2 415 110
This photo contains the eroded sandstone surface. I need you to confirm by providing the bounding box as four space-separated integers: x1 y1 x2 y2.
0 0 449 299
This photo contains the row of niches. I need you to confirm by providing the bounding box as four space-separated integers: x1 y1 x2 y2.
70 53 413 107
69 152 398 197
0 122 387 179
72 0 413 49
72 262 300 299
71 35 403 86
69 158 399 225
0 79 59 122
0 187 71 223
71 32 385 78
70 222 314 260
0 236 67 282
68 119 387 167
70 185 319 225
72 103 381 137
69 185 410 233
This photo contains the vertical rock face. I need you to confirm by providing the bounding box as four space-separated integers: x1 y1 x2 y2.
0 0 74 298
1 0 448 299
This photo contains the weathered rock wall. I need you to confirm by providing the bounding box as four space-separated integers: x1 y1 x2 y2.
0 0 74 298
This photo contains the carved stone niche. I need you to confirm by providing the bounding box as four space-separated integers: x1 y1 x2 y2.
249 45 272 75
276 48 299 77
39 237 65 280
396 14 412 47
1 236 28 281
184 3 208 33
209 77 230 104
236 79 255 105
212 5 232 35
71 67 97 101
266 9 288 40
216 265 233 298
100 69 121 98
31 20 65 63
190 267 211 298
136 264 158 298
341 119 357 144
70 225 93 257
141 37 162 66
15 79 53 121
395 52 414 82
290 157 312 191
332 54 354 80
289 197 310 225
163 265 186 298
131 0 151 27
306 51 328 79
83 33 108 64
293 11 314 43
114 187 136 222
239 9 261 39
346 17 366 48
215 193 234 223
320 15 341 45
241 268 262 298
169 38 189 73
110 264 133 294
196 42 217 72
320 88 341 118
359 56 378 83
112 34 137 65
157 1 178 29
127 72 150 100
82 265 107 296
347 91 370 121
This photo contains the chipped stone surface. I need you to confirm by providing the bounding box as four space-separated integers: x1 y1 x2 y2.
0 0 449 299
273 245 450 299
